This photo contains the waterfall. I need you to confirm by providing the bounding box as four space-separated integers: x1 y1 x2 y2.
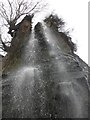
43 23 88 118
2 22 88 118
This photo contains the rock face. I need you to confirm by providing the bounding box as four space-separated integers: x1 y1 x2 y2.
2 15 90 118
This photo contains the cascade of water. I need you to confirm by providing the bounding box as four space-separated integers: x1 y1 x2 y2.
2 23 88 118
2 30 40 118
43 24 88 118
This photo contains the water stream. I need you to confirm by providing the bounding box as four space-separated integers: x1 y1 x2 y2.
2 23 88 118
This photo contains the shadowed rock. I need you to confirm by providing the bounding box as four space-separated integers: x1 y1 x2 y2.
2 15 90 118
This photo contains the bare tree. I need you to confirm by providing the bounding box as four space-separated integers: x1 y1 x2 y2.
0 34 10 53
0 0 47 55
0 0 47 36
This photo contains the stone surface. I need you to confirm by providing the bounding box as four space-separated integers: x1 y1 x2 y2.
2 17 90 118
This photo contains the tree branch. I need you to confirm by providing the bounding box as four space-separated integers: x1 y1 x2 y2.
0 0 47 39
0 39 10 52
7 0 13 21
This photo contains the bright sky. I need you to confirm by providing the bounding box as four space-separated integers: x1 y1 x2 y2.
47 0 88 64
0 0 89 65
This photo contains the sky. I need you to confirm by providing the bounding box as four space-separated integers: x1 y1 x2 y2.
46 0 88 64
0 0 89 65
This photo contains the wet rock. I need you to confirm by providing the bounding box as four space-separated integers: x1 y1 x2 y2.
2 16 90 118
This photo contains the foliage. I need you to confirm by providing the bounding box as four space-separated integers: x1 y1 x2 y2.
44 14 77 53
44 14 65 31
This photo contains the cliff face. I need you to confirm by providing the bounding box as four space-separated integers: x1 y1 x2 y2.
2 17 32 73
2 15 90 118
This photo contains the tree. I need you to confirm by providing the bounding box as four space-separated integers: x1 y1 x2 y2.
0 0 46 30
0 0 47 55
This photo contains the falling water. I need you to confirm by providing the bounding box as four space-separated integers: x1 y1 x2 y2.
2 23 88 118
43 24 88 118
